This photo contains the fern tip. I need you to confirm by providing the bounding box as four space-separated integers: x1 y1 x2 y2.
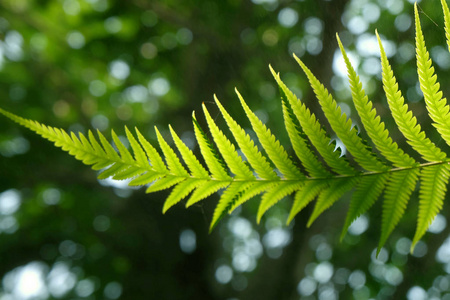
339 231 346 243
234 87 242 97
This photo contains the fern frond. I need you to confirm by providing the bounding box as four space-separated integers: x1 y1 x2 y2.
415 4 450 148
146 176 185 193
97 130 120 161
229 181 277 213
377 31 447 162
111 129 134 163
278 81 331 178
378 168 419 254
236 89 304 180
286 180 329 225
169 125 210 178
295 55 387 172
209 181 255 232
202 103 255 180
0 108 144 183
163 179 206 213
307 177 359 227
192 112 231 181
125 126 149 168
337 35 416 168
214 96 279 180
412 164 450 251
442 0 450 53
340 173 389 241
135 127 168 174
257 181 303 223
87 130 111 170
185 181 230 207
5 3 450 253
155 127 189 177
270 67 355 176
129 172 162 187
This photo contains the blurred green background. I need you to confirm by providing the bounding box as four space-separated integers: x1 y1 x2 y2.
1 0 450 299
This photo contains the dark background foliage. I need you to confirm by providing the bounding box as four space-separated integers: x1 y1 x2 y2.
1 0 450 299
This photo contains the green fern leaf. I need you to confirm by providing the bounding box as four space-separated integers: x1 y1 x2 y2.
125 126 149 168
163 179 206 213
209 181 255 232
442 0 450 53
378 168 419 254
155 127 189 177
111 129 134 163
229 181 277 213
257 181 303 223
377 31 447 162
279 82 331 178
135 127 168 174
214 96 279 180
97 130 120 161
412 164 450 251
202 104 254 180
340 173 389 241
76 132 97 164
129 172 162 186
415 4 450 148
337 35 416 168
169 125 210 178
295 55 388 172
236 89 304 180
286 180 329 225
68 131 97 165
87 130 111 170
270 67 355 176
192 112 231 181
307 177 358 227
185 181 230 207
97 162 125 180
146 176 186 193
111 165 145 181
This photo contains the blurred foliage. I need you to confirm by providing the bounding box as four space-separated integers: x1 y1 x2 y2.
2 0 450 299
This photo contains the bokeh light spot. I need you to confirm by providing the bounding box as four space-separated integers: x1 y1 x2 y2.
278 8 298 28
93 215 110 232
104 17 122 34
109 60 130 80
314 262 334 283
148 77 170 96
179 229 196 254
347 16 368 34
297 277 317 296
348 270 366 289
66 31 85 49
89 80 107 97
63 0 80 15
215 265 233 284
348 215 368 236
262 29 278 46
75 279 95 298
304 17 323 35
104 282 122 299
47 262 76 298
140 42 158 59
42 188 61 206
0 189 21 215
407 286 427 300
